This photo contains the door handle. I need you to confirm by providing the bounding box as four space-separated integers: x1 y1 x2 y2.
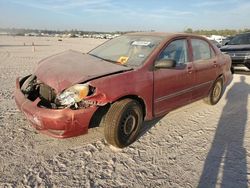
187 66 192 74
213 61 217 67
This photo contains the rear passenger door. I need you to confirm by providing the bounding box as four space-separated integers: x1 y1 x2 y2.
190 38 219 100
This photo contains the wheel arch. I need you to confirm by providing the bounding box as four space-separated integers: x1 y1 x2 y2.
115 95 146 119
88 95 147 129
217 74 225 85
204 74 224 105
210 74 224 94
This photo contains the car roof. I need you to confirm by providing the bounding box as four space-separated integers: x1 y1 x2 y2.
236 32 250 36
125 32 205 39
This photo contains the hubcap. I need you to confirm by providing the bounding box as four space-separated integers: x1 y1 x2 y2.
213 82 222 102
123 115 136 135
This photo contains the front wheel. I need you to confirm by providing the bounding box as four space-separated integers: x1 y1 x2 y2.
204 78 223 105
103 99 143 148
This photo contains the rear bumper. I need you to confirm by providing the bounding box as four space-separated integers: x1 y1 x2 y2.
14 78 97 138
231 57 250 69
225 71 233 86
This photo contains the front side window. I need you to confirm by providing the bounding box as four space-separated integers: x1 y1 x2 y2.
191 39 213 61
88 35 163 68
157 39 188 65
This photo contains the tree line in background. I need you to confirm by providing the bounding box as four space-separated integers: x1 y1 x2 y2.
184 28 250 36
1 27 250 37
0 28 129 36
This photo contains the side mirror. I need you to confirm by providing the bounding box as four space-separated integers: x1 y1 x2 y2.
155 59 176 69
225 42 228 45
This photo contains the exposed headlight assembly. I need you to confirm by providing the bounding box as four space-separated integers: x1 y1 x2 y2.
56 84 89 107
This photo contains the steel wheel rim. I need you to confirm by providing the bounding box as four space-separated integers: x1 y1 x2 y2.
213 81 222 102
123 115 136 135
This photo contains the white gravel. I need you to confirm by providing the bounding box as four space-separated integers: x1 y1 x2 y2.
0 36 250 188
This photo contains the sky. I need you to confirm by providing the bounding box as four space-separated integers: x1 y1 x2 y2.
0 0 250 32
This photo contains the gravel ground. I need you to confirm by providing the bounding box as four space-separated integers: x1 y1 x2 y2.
0 36 250 188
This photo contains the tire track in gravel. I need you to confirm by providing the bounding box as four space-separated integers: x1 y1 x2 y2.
0 51 11 68
2 81 246 188
16 100 224 187
0 51 11 60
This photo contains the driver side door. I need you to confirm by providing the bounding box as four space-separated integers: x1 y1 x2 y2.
153 38 195 117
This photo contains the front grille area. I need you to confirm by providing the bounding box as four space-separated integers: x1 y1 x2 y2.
231 59 246 65
227 51 250 58
39 84 56 102
38 83 58 108
20 75 59 109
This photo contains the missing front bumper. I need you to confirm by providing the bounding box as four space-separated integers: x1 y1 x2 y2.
15 77 98 138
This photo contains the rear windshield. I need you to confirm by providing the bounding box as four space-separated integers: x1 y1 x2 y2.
88 35 163 68
228 33 250 45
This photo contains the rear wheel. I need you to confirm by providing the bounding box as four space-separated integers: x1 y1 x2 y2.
204 78 223 105
103 99 143 148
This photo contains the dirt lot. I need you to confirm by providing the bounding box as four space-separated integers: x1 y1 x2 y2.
0 36 250 188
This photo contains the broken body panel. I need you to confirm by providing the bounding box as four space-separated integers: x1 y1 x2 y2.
15 51 155 137
15 78 97 137
35 50 132 93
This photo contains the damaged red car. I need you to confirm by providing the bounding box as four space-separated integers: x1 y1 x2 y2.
15 32 233 148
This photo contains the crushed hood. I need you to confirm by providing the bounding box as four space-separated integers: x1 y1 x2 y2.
35 50 131 93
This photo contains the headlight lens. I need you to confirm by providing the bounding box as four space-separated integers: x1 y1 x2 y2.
56 84 89 106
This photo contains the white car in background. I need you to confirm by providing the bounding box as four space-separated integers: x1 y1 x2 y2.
207 35 226 44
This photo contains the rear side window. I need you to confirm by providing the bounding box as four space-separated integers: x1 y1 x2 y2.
191 39 214 61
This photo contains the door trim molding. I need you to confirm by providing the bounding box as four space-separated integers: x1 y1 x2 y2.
155 80 213 103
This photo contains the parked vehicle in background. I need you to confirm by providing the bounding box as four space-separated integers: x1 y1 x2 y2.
221 36 234 46
220 33 250 70
207 35 225 44
15 32 233 148
209 39 222 48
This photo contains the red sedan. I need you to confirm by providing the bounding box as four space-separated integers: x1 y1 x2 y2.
15 32 233 148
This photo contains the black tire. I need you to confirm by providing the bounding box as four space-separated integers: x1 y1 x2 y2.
245 62 250 69
204 77 223 105
89 105 110 128
231 66 235 74
103 99 143 148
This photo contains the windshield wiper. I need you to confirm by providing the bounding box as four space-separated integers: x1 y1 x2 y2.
88 53 128 67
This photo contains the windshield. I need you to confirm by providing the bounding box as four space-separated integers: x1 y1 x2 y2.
228 33 250 45
88 35 164 68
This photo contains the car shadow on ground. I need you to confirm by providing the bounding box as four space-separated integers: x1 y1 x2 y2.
198 76 250 188
88 103 164 141
137 117 164 139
